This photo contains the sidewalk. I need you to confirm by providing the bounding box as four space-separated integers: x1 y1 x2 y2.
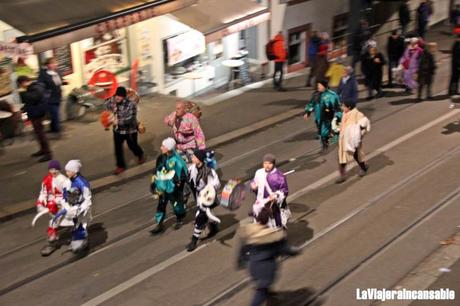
0 23 455 221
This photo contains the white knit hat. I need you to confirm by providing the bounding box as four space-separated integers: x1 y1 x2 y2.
65 160 82 173
161 137 176 151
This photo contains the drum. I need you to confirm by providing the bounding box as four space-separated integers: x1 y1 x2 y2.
220 179 247 211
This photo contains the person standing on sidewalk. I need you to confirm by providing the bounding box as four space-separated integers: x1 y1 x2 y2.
417 42 437 101
104 86 145 175
38 57 66 135
237 207 300 306
150 138 188 234
17 76 52 162
306 31 322 87
361 46 386 99
399 2 411 36
416 1 430 38
164 101 206 159
337 66 359 106
186 149 221 252
304 80 342 152
387 30 405 88
325 56 346 91
336 100 371 184
449 35 460 95
400 38 423 94
271 32 287 91
351 19 371 70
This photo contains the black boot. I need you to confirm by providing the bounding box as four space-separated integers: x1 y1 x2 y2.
187 236 199 252
335 164 347 184
150 223 164 235
206 222 219 239
358 163 369 177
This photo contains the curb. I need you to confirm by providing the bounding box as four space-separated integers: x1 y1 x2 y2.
0 107 304 223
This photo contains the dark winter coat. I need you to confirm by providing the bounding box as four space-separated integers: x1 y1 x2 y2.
19 82 47 119
387 35 405 62
38 69 63 105
337 74 359 105
361 52 386 89
418 49 436 84
451 41 460 72
399 3 411 26
237 224 297 289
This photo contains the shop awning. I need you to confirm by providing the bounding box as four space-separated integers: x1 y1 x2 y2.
170 0 270 43
0 0 197 52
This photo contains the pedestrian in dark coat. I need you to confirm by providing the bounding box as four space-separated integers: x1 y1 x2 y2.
417 1 430 38
361 46 386 99
387 30 405 87
337 66 359 106
418 43 437 100
17 76 52 162
399 2 411 35
306 31 322 87
449 36 460 95
237 207 300 306
37 57 66 134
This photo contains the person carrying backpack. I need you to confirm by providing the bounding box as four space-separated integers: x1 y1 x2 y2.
17 75 52 162
268 32 287 91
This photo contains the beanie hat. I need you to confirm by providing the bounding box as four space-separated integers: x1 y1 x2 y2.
318 79 329 88
65 160 82 173
343 99 356 109
193 149 207 163
263 153 276 164
48 160 61 170
115 86 127 98
161 137 176 151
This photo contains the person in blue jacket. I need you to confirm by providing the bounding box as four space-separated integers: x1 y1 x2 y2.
337 66 359 107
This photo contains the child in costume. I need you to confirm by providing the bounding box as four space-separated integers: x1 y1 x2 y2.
150 138 188 234
34 160 72 256
251 154 290 229
186 149 221 252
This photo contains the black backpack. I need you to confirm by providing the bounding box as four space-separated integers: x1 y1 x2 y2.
265 40 277 61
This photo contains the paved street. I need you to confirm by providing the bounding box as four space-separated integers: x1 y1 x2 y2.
1 26 460 306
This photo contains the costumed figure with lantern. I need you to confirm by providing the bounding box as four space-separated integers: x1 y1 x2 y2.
186 149 221 252
32 160 72 256
150 138 188 234
250 154 290 230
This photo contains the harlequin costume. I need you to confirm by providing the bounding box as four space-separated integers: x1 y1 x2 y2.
186 149 221 252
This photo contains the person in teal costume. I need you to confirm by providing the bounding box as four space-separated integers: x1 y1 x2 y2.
304 79 343 151
150 137 188 234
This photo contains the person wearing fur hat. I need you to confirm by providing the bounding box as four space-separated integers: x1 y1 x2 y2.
237 207 300 306
336 101 371 184
105 86 145 175
250 154 289 229
63 160 92 253
34 160 72 256
150 137 188 234
304 80 343 152
186 149 221 251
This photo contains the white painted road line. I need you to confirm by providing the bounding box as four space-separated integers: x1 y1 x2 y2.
81 109 460 306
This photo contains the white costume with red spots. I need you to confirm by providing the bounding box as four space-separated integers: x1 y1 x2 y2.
36 173 71 241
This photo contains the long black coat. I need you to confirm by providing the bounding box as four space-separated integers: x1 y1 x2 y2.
19 82 47 119
387 36 405 62
361 52 386 89
418 49 436 84
37 69 63 105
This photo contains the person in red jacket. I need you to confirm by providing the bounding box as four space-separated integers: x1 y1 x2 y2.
272 32 287 91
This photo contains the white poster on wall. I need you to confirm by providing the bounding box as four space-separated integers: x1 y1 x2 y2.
167 30 205 66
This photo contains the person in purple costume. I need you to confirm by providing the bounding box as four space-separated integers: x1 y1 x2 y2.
250 154 290 229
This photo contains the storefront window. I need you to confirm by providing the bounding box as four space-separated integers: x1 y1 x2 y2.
81 29 129 83
288 31 302 65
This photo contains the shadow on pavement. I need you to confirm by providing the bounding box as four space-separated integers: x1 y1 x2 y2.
286 220 314 246
266 287 320 306
441 121 460 135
